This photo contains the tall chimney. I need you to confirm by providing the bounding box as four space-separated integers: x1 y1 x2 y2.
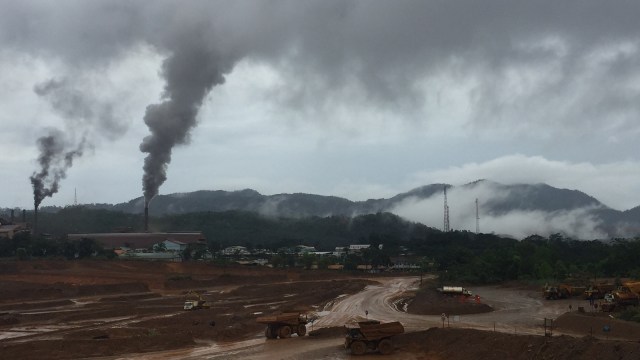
34 206 38 236
144 200 149 232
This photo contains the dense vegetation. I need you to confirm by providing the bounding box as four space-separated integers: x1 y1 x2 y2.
1 207 639 285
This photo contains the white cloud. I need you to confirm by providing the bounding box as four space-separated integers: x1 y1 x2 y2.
1 0 640 223
391 181 609 240
408 155 640 210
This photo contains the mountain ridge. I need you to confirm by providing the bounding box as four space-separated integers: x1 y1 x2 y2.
18 180 639 239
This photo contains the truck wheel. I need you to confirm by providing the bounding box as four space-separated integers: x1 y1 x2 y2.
265 326 275 339
297 324 307 336
278 325 292 338
378 338 393 354
350 340 366 355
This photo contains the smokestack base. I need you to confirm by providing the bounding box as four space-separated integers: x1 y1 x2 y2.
144 204 149 232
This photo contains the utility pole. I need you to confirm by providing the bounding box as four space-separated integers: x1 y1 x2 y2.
443 186 450 232
475 198 479 234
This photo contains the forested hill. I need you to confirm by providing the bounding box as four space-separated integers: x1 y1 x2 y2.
26 180 638 239
10 207 640 285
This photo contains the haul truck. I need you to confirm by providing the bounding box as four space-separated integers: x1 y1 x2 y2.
344 320 404 355
438 286 472 297
183 291 210 310
257 312 308 339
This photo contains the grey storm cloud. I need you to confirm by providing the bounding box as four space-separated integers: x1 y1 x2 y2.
4 0 640 202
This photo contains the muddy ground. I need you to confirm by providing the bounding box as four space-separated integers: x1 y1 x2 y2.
1 260 640 359
403 287 493 315
0 260 373 359
393 327 640 360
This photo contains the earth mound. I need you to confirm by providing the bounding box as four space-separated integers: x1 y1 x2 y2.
394 327 640 360
404 287 493 315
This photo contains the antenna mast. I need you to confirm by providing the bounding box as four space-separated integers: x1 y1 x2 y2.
443 186 450 232
475 198 479 234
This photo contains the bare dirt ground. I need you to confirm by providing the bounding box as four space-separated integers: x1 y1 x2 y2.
1 260 639 360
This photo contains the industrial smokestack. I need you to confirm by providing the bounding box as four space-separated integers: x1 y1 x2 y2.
34 206 38 236
144 199 149 232
30 130 85 210
140 42 236 205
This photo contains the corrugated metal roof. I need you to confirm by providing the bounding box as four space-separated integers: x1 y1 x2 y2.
67 232 206 249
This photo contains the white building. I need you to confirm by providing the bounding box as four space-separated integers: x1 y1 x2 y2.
348 244 371 252
162 239 187 252
222 246 251 256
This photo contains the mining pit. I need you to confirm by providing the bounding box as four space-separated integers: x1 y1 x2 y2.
0 260 639 359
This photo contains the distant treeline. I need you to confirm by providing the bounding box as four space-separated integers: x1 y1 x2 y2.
2 207 639 284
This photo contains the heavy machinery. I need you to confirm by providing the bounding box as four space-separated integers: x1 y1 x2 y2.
183 291 210 310
597 286 638 312
584 283 615 299
543 286 569 300
256 312 308 339
438 286 472 297
344 320 404 355
624 281 640 295
543 284 586 300
612 286 640 306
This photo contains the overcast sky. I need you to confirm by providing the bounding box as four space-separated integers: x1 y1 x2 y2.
2 0 640 218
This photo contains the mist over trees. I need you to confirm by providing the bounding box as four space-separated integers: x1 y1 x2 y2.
1 207 639 285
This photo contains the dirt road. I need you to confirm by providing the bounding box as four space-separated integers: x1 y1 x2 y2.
3 262 638 360
122 276 582 359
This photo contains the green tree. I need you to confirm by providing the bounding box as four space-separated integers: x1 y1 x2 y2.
270 254 285 268
16 247 29 261
317 256 332 270
301 253 315 270
153 242 167 252
77 238 99 258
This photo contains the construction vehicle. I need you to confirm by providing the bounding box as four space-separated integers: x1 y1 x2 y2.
438 286 472 297
183 291 210 310
543 286 569 300
543 284 586 300
584 283 615 299
561 284 586 297
624 281 640 294
344 320 404 355
612 286 640 306
256 312 308 339
600 298 616 312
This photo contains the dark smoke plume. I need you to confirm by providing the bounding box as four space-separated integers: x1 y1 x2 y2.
34 78 127 141
140 40 236 203
30 77 121 206
30 130 86 208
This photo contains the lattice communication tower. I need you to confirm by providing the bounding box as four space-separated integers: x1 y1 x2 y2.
443 186 450 232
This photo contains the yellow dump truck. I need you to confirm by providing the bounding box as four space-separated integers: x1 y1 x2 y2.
256 312 308 339
584 284 615 299
183 291 210 310
344 320 404 355
612 286 640 306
